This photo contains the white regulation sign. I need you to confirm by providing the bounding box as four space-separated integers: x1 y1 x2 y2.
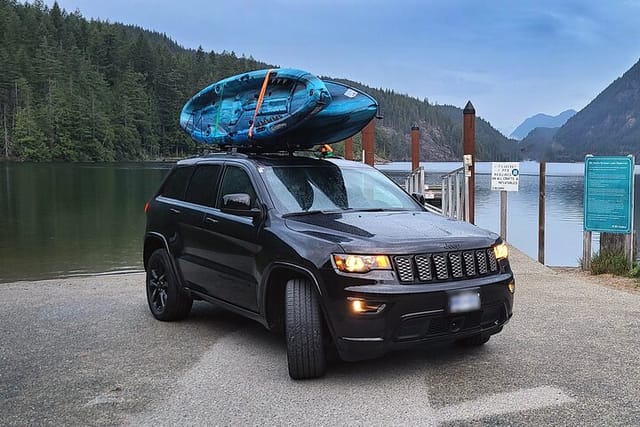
491 162 520 191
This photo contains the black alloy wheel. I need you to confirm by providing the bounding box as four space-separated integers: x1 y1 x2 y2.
146 249 193 321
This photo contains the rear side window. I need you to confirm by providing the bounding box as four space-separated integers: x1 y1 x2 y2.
185 164 223 207
160 166 193 200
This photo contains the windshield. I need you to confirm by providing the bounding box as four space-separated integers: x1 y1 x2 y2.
260 162 422 215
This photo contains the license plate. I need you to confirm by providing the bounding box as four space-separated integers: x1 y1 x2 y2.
449 289 481 313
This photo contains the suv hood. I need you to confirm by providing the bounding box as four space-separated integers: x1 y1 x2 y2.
284 211 500 254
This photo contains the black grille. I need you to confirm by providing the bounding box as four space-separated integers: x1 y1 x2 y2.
395 256 414 282
433 254 448 280
393 248 500 283
415 255 432 281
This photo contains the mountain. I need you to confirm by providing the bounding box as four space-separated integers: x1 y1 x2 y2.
552 58 640 160
518 127 560 160
510 109 576 140
0 0 518 162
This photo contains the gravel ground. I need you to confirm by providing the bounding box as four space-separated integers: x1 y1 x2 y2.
551 267 640 294
1 248 639 426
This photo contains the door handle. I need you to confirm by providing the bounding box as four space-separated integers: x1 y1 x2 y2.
205 217 219 225
169 208 181 215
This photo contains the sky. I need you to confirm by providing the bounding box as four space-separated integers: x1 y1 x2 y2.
44 0 640 136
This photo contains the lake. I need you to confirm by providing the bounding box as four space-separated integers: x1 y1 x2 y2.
0 161 633 282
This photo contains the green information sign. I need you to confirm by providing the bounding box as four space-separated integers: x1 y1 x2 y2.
584 155 634 233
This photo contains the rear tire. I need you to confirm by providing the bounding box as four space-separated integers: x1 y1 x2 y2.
285 278 326 380
456 333 491 347
146 249 193 321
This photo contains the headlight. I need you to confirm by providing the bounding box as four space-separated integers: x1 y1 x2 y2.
333 254 391 273
493 242 509 260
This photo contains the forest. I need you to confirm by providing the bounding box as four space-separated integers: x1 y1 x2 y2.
0 0 519 162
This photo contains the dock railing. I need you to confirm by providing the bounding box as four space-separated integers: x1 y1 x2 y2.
441 167 465 220
404 166 443 215
404 166 424 198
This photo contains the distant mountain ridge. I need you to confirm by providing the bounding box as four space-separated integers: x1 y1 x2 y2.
522 57 640 161
552 58 640 160
510 110 576 140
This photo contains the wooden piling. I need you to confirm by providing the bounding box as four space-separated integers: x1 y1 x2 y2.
411 126 420 171
463 101 475 224
344 137 353 160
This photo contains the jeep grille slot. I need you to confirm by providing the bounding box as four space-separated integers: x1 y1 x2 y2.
433 254 448 280
394 256 414 282
394 248 499 283
464 251 476 276
476 250 488 274
414 255 432 281
449 252 463 278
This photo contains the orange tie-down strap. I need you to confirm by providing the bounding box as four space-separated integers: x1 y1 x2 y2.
248 69 273 139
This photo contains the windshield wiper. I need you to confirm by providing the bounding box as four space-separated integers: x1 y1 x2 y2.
345 208 411 213
282 209 344 218
282 208 411 218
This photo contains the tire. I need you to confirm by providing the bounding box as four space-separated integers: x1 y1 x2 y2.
456 333 491 347
146 249 193 321
285 278 326 380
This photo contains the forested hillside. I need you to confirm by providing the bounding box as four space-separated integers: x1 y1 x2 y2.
0 0 518 161
552 58 640 160
519 58 640 162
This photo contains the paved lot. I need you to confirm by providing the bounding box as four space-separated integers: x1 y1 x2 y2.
1 248 639 426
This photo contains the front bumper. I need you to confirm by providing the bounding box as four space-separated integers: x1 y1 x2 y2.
319 270 514 362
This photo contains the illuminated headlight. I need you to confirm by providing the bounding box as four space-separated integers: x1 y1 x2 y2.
333 254 391 273
493 242 509 260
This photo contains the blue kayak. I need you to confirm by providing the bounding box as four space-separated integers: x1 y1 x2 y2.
281 80 379 148
180 68 331 145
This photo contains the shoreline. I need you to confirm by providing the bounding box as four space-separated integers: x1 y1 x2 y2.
3 263 638 295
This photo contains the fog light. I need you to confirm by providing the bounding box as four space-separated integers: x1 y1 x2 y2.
508 281 515 294
349 298 385 314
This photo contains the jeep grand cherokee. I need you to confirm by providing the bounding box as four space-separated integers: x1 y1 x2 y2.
143 153 514 379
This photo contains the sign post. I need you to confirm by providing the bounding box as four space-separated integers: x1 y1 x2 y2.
583 155 635 270
491 162 520 241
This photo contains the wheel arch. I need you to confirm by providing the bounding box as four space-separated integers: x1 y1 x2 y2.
143 233 185 287
143 232 168 270
261 262 326 334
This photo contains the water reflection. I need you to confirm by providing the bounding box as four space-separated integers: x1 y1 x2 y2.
0 162 171 282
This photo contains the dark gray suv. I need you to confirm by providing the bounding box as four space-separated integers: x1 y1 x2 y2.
143 152 515 379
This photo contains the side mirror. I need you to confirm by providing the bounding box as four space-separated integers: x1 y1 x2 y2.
223 193 251 210
412 193 425 205
222 193 262 219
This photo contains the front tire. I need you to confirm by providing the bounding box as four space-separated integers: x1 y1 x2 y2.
285 278 326 380
146 249 193 321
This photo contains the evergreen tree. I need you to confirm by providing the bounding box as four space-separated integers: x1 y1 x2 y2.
0 0 518 162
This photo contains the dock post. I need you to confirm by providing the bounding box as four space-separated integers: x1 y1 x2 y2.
500 191 507 240
344 137 353 160
411 126 420 172
463 101 476 224
582 231 592 271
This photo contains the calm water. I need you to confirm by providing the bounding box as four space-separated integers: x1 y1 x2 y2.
0 162 172 282
0 161 634 282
